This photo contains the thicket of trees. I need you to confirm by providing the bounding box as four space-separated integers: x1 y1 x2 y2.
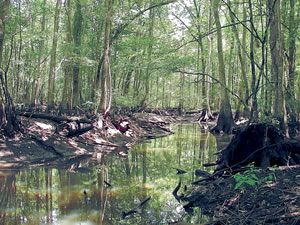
0 0 299 135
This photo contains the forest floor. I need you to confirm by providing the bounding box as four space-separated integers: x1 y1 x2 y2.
178 165 300 225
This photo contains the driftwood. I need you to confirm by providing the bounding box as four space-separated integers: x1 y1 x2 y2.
20 112 93 138
19 112 92 124
213 123 300 173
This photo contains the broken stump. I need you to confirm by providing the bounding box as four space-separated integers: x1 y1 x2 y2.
214 123 300 173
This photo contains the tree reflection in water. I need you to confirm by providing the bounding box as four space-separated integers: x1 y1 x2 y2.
0 123 232 225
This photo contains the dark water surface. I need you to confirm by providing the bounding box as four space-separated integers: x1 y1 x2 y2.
0 123 230 225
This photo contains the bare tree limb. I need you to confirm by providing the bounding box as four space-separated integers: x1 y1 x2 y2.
174 69 247 108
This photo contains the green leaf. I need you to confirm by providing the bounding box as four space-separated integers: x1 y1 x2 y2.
245 179 257 186
234 180 244 190
233 173 242 181
251 174 259 180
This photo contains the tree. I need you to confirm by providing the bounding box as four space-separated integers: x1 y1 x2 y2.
32 0 47 108
268 0 289 137
211 0 234 133
141 2 155 111
286 0 297 125
47 0 62 111
228 0 249 119
60 0 73 112
0 0 20 136
72 0 83 108
99 0 113 117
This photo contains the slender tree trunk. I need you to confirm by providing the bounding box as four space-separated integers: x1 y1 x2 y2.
268 0 289 137
60 0 73 112
47 0 62 111
141 3 154 111
286 0 296 124
123 55 136 95
248 0 258 121
32 0 46 108
212 0 234 133
205 1 213 118
72 0 83 108
178 72 184 114
99 0 113 117
228 1 249 119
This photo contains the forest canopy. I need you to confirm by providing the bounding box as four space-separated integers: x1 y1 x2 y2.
0 0 299 135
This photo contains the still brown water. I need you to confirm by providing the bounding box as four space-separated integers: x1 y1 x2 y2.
0 123 230 225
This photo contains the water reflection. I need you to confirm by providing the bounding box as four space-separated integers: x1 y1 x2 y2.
0 123 229 225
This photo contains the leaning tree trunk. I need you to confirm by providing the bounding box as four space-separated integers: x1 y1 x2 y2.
211 0 234 133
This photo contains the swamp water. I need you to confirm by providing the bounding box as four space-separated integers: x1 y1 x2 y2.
0 123 231 225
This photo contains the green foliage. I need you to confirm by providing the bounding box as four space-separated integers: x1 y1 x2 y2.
233 164 274 190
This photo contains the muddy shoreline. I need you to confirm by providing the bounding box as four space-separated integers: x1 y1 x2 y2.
0 112 194 169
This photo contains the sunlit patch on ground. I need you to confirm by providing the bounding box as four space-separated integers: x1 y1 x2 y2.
0 150 13 157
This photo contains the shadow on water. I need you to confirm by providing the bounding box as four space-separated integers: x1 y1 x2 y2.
0 123 231 225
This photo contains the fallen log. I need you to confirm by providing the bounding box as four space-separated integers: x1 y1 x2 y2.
19 112 92 124
67 125 94 138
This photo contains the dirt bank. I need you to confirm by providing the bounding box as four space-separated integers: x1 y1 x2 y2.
0 112 181 169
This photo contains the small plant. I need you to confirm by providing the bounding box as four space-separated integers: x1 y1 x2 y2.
233 164 273 190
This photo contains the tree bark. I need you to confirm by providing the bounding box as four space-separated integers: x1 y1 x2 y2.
47 0 62 111
99 0 113 117
60 0 73 112
228 1 249 119
268 0 289 137
141 3 155 111
72 0 83 108
211 0 234 133
0 0 21 136
286 0 296 125
32 0 46 108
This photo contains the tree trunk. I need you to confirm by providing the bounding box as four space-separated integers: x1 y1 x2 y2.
286 0 296 125
123 55 136 95
248 0 258 122
141 3 155 111
228 0 249 119
0 0 20 136
47 0 62 111
60 0 73 113
268 0 289 137
99 0 113 118
32 0 46 108
211 0 234 133
72 0 83 108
